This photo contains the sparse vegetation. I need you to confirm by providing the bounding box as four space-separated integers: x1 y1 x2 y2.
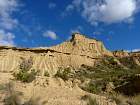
55 67 73 81
59 56 140 96
13 57 37 83
52 55 140 97
119 57 138 69
44 71 50 77
1 33 140 105
53 55 140 99
76 56 140 104
81 80 105 94
87 98 98 105
109 93 140 105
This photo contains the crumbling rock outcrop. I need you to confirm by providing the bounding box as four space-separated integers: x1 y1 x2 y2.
113 50 140 67
130 52 140 65
113 50 129 58
0 33 112 75
50 34 112 57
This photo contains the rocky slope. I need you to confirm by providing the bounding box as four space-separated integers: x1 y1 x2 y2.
0 72 116 105
113 50 140 67
0 33 140 105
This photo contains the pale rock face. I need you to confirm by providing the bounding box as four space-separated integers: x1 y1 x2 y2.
131 52 140 66
113 50 129 58
0 33 113 75
50 33 112 57
113 50 140 66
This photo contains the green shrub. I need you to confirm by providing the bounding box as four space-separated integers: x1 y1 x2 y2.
55 67 72 81
44 71 50 77
15 69 37 83
73 56 140 94
14 57 37 83
81 80 105 94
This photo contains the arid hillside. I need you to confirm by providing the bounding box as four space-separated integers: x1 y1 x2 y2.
0 33 140 105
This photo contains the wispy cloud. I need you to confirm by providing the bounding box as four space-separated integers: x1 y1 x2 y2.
0 0 20 46
66 5 74 12
126 48 140 52
0 29 15 46
0 0 19 30
43 30 57 40
132 49 140 52
70 26 83 34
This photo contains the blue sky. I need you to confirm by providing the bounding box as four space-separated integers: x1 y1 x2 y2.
0 0 140 51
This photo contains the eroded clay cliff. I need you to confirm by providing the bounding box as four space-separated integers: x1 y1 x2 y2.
0 33 113 75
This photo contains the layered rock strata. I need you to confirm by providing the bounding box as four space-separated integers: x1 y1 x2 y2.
0 33 113 75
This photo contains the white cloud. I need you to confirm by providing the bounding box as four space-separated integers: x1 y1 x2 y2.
0 0 19 30
71 29 80 34
43 30 57 40
126 48 140 52
48 3 56 9
0 30 15 46
65 0 81 13
70 26 83 34
131 49 140 52
72 0 82 7
66 5 74 11
67 0 139 25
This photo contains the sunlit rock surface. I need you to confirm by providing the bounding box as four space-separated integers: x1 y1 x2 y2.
0 33 113 75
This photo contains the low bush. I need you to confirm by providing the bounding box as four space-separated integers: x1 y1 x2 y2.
109 93 140 105
44 71 50 77
55 67 72 81
81 80 105 94
15 69 37 83
14 57 37 83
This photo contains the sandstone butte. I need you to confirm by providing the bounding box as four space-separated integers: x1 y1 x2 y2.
0 33 139 75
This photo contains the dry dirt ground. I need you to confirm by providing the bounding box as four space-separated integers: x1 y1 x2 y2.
0 72 116 105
